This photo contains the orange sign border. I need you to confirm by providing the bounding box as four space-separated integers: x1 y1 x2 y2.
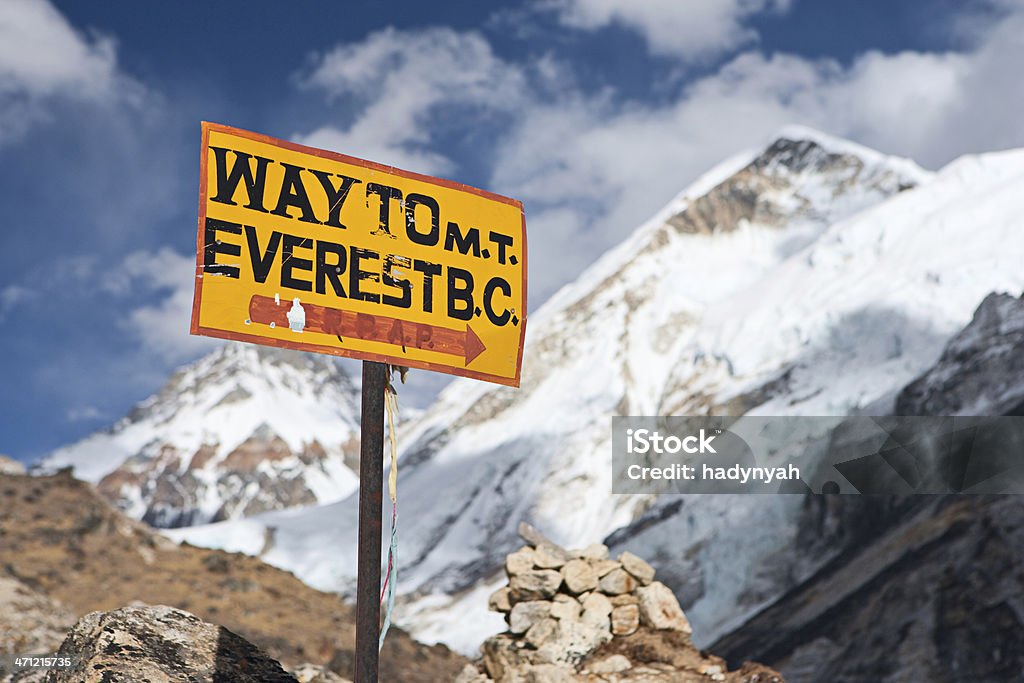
190 121 528 388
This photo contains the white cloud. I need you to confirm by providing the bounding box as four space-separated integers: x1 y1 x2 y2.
541 0 792 59
0 0 117 96
112 248 220 364
297 26 529 175
489 19 1024 301
294 7 1024 307
0 0 140 143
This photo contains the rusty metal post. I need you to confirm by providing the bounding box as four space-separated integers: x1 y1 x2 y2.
354 360 386 682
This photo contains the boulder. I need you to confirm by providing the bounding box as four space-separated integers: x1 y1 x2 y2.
560 560 597 595
524 618 559 649
535 620 612 666
598 568 637 595
510 570 562 601
509 601 552 635
636 582 692 634
482 635 520 681
588 559 621 578
47 604 297 682
609 594 638 607
488 587 512 613
619 551 656 585
0 576 75 657
586 654 631 674
610 604 640 636
580 592 612 631
576 544 609 560
505 547 537 576
549 595 581 621
516 523 572 564
533 546 567 570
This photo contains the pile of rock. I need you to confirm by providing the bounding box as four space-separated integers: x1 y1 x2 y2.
458 524 782 683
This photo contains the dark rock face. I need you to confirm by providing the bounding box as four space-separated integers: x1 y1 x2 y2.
896 292 1024 416
666 136 921 237
47 605 298 683
714 291 1024 682
714 496 1024 683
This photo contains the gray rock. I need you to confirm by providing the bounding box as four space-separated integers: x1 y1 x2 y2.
619 551 656 584
533 546 567 570
598 568 637 595
549 595 582 621
580 592 612 631
524 617 559 648
560 560 598 594
0 576 75 657
509 601 552 634
506 547 537 576
48 604 297 682
589 559 621 578
580 592 612 617
636 582 692 633
587 654 632 674
482 634 520 682
510 570 562 601
576 543 609 560
489 587 512 613
516 523 572 564
536 620 612 665
610 604 640 636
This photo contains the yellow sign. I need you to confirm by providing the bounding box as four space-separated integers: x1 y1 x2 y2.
191 122 527 386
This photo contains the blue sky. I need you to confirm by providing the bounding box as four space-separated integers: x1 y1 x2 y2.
2 0 1022 462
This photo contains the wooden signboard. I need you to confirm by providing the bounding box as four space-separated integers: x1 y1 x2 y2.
191 122 527 386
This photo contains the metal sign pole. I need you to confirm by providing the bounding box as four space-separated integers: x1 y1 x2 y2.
354 360 387 682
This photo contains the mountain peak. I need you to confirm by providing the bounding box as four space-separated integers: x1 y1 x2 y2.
762 125 932 184
40 342 362 526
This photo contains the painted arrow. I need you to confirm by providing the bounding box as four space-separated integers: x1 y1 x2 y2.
248 294 487 365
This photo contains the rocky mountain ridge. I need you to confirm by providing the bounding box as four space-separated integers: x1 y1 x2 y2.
39 344 362 527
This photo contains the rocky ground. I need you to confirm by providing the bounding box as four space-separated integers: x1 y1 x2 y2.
457 524 782 683
0 470 466 682
1 493 779 682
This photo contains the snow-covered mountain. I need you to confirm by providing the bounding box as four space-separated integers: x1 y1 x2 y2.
708 292 1024 682
40 344 361 527
161 126 1024 655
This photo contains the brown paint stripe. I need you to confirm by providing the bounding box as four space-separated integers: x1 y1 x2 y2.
248 294 487 365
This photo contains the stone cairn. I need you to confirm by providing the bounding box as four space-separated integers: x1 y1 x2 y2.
457 524 781 682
